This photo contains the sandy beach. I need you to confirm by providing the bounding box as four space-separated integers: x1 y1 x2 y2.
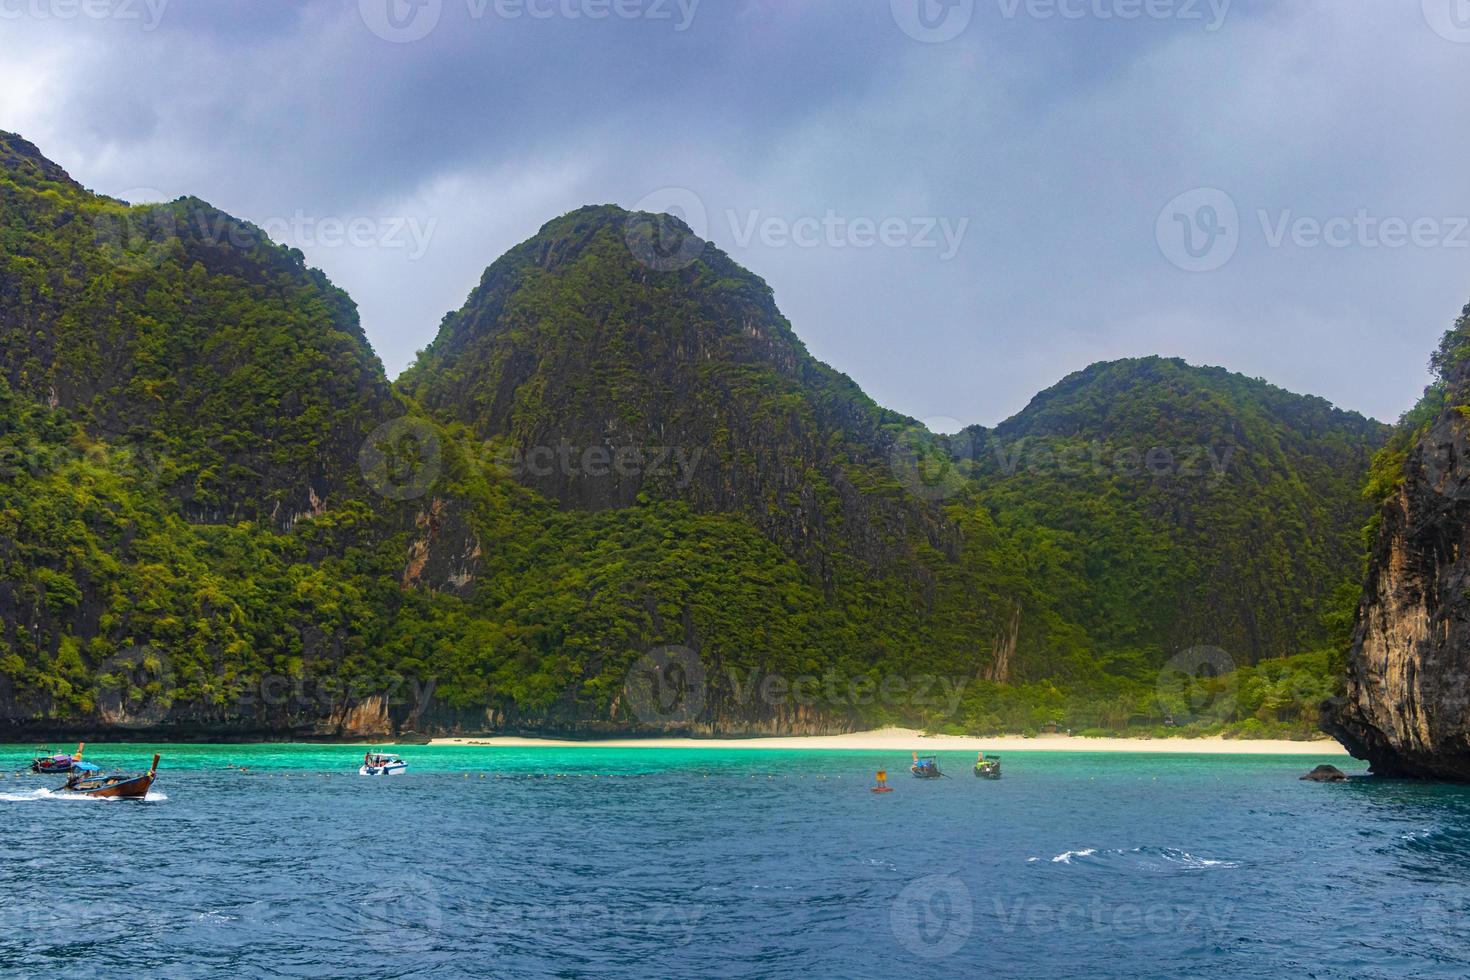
429 728 1348 755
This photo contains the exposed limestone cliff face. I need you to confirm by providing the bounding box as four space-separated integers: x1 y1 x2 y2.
328 695 393 739
401 497 482 593
1322 382 1470 779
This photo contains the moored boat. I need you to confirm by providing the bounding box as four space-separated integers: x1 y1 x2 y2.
57 754 160 799
973 756 1002 780
31 742 85 774
910 753 943 779
359 751 407 776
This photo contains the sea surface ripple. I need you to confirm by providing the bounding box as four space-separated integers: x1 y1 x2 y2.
0 745 1464 979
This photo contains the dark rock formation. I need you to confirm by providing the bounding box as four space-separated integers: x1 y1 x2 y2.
1300 764 1348 782
1322 356 1470 780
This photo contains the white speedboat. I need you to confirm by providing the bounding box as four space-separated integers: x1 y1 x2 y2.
359 752 408 776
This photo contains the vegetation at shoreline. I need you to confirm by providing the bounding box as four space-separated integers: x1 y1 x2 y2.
923 650 1344 741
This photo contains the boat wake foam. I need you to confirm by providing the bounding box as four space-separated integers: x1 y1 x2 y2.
1050 848 1098 864
0 787 167 803
1037 846 1238 872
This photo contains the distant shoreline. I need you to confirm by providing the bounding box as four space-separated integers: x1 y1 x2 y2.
427 728 1349 755
0 728 1351 754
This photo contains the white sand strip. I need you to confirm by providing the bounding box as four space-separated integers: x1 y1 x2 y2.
428 728 1348 754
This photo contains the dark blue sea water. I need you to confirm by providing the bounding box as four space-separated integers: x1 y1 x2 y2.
0 745 1465 978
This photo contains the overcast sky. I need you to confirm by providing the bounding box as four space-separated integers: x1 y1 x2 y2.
3 0 1467 428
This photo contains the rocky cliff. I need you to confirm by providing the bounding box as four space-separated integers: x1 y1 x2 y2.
1323 340 1470 778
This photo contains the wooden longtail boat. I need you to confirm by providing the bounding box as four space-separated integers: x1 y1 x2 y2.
59 754 160 799
31 742 85 774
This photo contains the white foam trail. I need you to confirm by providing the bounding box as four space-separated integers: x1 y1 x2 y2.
0 787 167 803
0 790 47 802
1051 848 1097 864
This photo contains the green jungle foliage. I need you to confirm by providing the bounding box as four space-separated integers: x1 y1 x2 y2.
0 135 1396 736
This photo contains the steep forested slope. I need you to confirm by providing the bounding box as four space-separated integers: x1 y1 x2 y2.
0 138 1390 738
0 132 397 527
963 358 1385 669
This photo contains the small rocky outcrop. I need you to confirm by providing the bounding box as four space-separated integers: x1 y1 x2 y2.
1300 764 1348 783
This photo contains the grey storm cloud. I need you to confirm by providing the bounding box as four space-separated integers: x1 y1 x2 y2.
1 0 1467 427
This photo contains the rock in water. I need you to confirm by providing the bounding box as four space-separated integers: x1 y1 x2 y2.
1300 765 1348 783
1322 315 1470 780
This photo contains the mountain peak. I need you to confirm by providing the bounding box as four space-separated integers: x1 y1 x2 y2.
996 356 1384 442
0 131 81 190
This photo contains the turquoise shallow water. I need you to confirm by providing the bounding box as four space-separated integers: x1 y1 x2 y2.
1 744 1465 978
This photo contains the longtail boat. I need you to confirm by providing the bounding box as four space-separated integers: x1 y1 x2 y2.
31 742 85 774
973 756 1002 780
58 754 160 799
910 754 943 779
